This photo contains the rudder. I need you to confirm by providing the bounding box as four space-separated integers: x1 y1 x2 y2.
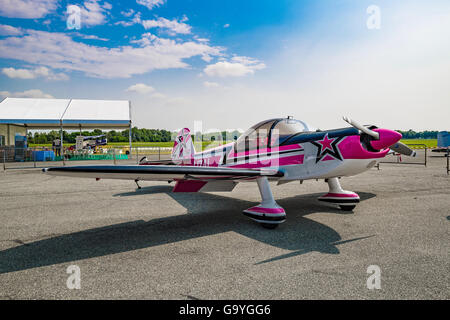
172 128 195 163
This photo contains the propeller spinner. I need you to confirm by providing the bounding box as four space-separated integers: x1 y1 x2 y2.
343 116 416 157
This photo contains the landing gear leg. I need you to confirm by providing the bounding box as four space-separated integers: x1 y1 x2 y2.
318 177 359 211
135 179 142 189
243 177 286 229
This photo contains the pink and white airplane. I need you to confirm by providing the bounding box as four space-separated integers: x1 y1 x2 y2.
44 117 414 229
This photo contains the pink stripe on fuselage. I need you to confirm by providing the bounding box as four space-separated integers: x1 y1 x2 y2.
228 154 304 168
229 144 302 158
179 144 304 168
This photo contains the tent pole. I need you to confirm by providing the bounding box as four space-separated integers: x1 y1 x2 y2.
60 123 64 165
128 100 132 156
6 124 10 146
129 121 132 155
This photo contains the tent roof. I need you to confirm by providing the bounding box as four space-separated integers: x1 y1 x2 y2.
0 98 131 129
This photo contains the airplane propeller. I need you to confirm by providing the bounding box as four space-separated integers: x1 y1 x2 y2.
389 142 417 157
343 116 379 140
343 116 416 157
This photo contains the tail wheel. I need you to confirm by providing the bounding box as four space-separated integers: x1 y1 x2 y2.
339 205 356 211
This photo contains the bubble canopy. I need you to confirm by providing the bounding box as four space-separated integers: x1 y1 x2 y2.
236 118 316 150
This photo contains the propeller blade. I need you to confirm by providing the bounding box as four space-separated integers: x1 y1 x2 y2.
390 142 417 157
343 116 379 140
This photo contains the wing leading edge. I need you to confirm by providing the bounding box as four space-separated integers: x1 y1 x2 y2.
43 165 284 182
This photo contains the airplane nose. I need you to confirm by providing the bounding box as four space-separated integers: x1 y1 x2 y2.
370 129 402 150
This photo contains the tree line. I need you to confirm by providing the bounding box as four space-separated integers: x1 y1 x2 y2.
396 130 439 139
26 128 243 144
27 128 173 144
26 128 440 144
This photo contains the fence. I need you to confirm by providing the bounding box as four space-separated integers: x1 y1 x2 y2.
447 147 449 175
0 146 172 170
3 144 448 174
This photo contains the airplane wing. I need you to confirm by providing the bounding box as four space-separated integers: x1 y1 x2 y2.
43 165 284 192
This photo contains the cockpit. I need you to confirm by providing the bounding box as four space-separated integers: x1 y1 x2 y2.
235 117 316 151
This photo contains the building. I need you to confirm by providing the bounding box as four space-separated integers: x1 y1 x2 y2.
0 98 132 149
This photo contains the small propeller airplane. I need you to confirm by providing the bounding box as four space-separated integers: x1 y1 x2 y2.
44 116 416 229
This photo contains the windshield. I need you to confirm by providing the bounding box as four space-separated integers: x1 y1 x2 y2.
273 119 314 135
235 118 315 151
235 120 275 152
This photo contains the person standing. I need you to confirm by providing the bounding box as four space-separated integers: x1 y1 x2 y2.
53 139 61 157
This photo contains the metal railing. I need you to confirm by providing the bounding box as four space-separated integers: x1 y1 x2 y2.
447 147 449 175
1 146 172 170
3 144 448 174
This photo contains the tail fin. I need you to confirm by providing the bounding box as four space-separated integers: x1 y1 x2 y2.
172 128 195 163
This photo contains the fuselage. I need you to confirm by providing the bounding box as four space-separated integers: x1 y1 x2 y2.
166 118 402 182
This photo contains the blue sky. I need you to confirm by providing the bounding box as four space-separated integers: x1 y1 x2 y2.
0 0 449 131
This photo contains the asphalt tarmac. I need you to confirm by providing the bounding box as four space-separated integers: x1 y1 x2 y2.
0 153 448 299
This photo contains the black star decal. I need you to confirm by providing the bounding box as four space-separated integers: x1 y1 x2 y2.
310 134 344 163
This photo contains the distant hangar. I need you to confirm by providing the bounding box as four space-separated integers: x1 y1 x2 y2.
0 97 132 149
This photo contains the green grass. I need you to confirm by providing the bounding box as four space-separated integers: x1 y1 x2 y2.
401 139 437 148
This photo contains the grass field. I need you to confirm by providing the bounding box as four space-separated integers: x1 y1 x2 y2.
401 139 437 148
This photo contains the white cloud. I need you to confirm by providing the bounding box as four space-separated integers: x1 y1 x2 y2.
0 24 23 36
204 56 266 77
116 14 190 36
141 17 191 35
2 67 34 79
2 66 69 80
0 0 57 19
126 83 155 94
72 32 109 41
116 11 143 28
79 0 111 27
125 83 167 99
201 55 212 62
102 2 112 10
203 81 219 88
0 89 53 98
136 0 165 10
0 29 223 78
223 24 230 28
121 9 135 17
115 20 135 27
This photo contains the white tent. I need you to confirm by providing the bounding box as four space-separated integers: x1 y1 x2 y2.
0 97 132 148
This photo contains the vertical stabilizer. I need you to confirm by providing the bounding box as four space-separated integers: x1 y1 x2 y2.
172 128 195 163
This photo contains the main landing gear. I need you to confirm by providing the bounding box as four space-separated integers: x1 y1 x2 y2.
243 177 286 229
318 177 360 211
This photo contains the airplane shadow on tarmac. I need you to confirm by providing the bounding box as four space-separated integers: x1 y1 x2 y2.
0 186 375 274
